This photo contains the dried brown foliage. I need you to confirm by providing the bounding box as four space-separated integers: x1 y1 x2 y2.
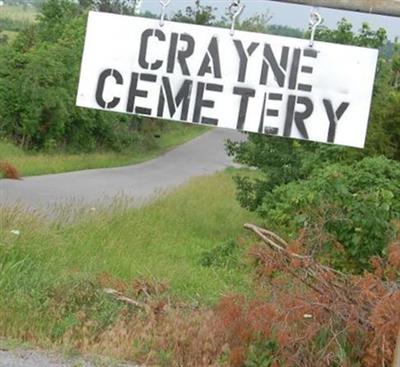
233 224 400 367
63 300 225 367
59 229 400 367
0 161 20 179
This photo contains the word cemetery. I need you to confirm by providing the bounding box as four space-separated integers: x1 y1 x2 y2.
77 12 379 148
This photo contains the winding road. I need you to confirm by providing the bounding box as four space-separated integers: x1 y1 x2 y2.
0 128 243 212
0 128 243 366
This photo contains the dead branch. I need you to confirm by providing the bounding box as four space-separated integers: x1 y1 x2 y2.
393 327 400 367
103 288 150 312
244 223 311 261
244 223 371 327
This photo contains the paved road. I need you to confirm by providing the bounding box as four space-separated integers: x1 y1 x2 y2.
0 349 138 367
0 129 243 212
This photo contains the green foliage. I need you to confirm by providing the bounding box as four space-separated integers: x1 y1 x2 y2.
228 19 400 272
0 173 255 320
314 19 387 48
171 0 216 25
199 239 238 268
267 24 304 38
0 0 142 151
244 339 281 367
0 125 207 178
259 157 400 271
81 0 140 15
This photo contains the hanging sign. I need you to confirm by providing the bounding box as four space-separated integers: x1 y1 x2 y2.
77 11 379 148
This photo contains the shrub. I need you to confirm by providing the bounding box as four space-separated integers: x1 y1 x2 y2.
258 156 400 271
0 161 20 179
0 0 143 152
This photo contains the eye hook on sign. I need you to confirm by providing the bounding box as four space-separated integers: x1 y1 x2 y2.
159 0 171 27
308 8 322 48
229 0 245 36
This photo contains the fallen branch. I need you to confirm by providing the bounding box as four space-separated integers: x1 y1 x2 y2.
244 223 370 325
103 288 150 312
244 223 310 261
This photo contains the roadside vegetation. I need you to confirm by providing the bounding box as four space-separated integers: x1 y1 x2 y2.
0 0 399 366
0 124 208 178
1 170 399 366
0 1 208 178
0 172 258 349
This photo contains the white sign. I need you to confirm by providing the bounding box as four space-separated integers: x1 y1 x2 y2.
77 12 379 148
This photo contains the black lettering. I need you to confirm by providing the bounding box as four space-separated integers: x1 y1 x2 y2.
268 93 283 101
167 33 194 76
157 77 193 120
95 69 123 109
139 29 166 70
294 97 313 139
193 82 223 125
233 87 256 130
258 93 267 133
260 44 289 87
126 72 157 115
284 95 313 139
233 40 259 82
298 83 312 92
304 48 318 58
288 48 301 90
323 100 350 143
198 37 222 79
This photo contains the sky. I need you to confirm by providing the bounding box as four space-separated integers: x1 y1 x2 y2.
139 0 400 40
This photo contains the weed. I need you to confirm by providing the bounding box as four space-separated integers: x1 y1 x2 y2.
0 161 20 179
199 239 238 268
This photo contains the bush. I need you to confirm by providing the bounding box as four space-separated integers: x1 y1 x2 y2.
258 156 400 271
0 161 20 179
0 0 143 152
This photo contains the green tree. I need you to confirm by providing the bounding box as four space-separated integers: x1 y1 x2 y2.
171 0 216 25
0 0 138 151
258 156 400 271
227 20 400 271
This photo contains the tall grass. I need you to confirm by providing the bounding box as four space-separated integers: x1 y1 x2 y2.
0 125 208 178
0 171 259 347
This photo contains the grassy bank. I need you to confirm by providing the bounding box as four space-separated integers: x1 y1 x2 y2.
0 171 258 349
0 124 208 178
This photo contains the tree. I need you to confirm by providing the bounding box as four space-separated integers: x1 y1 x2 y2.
76 0 142 14
171 0 216 25
0 0 139 151
227 19 400 271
